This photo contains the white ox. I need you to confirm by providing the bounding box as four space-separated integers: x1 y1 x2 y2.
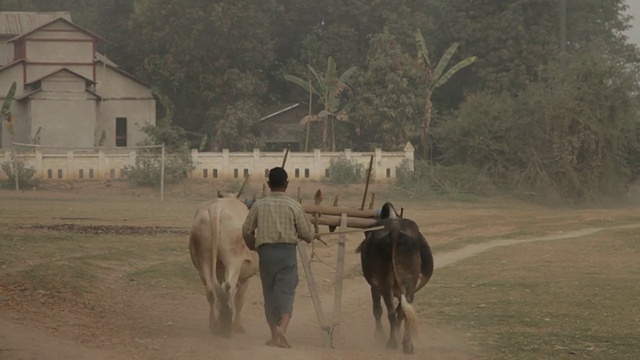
188 194 259 337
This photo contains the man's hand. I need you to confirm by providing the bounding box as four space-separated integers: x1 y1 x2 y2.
244 231 256 251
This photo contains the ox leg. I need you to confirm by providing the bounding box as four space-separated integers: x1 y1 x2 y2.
218 260 242 337
233 279 249 333
382 290 398 350
370 286 385 342
196 262 218 334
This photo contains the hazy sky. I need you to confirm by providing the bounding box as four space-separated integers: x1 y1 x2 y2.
625 0 640 46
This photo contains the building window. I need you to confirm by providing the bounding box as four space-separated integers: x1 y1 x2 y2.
234 169 239 178
295 168 300 178
304 169 310 178
386 168 391 178
115 117 127 147
213 169 218 178
203 169 208 178
243 168 249 178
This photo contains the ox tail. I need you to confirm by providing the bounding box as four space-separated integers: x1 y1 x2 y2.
399 294 419 337
390 219 419 335
209 206 227 299
390 218 402 296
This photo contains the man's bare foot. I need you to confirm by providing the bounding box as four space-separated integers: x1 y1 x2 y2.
277 329 291 348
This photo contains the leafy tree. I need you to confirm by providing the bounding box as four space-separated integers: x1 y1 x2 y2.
284 56 357 151
414 29 477 160
128 0 278 151
1 82 16 148
351 29 425 151
435 46 640 201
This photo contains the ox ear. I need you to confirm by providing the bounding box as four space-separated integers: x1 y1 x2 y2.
380 202 399 219
217 190 224 198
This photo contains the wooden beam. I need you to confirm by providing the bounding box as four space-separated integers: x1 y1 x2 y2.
303 203 379 219
360 155 374 210
308 214 377 228
297 242 331 341
331 213 348 342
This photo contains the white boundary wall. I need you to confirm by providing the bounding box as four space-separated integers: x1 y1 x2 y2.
0 143 415 182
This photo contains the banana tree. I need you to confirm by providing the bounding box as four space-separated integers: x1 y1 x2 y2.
1 82 17 148
284 57 357 151
415 29 477 160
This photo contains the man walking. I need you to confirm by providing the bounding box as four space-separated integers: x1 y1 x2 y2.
242 167 314 348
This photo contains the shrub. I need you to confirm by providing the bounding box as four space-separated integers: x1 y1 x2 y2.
393 159 494 198
326 157 365 184
122 151 193 187
1 159 37 188
122 121 194 188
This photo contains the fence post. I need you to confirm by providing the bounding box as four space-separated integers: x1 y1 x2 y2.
160 144 165 201
11 145 18 191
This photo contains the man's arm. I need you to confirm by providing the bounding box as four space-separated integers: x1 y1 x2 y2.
293 203 314 243
242 206 258 250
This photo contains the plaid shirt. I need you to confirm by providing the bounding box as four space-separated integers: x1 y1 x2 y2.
242 191 314 248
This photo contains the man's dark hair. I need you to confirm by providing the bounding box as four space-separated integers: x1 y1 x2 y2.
268 167 288 188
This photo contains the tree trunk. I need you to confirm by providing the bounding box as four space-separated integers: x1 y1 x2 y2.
422 95 433 160
322 116 329 151
331 117 336 151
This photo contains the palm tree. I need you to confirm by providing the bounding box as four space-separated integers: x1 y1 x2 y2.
284 57 357 151
1 82 17 148
415 29 477 160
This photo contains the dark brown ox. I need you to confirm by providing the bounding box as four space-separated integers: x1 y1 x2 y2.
189 194 259 337
356 202 434 354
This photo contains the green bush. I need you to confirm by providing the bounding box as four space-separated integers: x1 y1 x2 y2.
1 159 37 188
326 157 365 184
393 159 494 198
122 120 194 187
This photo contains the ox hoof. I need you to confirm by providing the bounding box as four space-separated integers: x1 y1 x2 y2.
402 343 414 355
385 339 398 350
233 324 246 334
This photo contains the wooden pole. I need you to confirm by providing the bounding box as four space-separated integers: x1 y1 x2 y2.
297 241 331 343
160 144 165 201
332 213 348 342
237 173 250 198
303 203 379 219
360 155 374 210
307 214 377 228
368 192 376 210
281 146 290 168
315 225 384 238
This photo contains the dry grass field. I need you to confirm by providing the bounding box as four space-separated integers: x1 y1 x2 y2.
1 179 639 359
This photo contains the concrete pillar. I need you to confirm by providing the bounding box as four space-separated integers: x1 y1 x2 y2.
67 151 74 180
35 150 43 179
253 148 260 178
222 149 230 179
374 148 382 180
313 149 322 180
191 148 199 179
404 142 415 172
98 150 105 179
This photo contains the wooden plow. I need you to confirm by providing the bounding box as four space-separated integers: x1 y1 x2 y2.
238 153 386 348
